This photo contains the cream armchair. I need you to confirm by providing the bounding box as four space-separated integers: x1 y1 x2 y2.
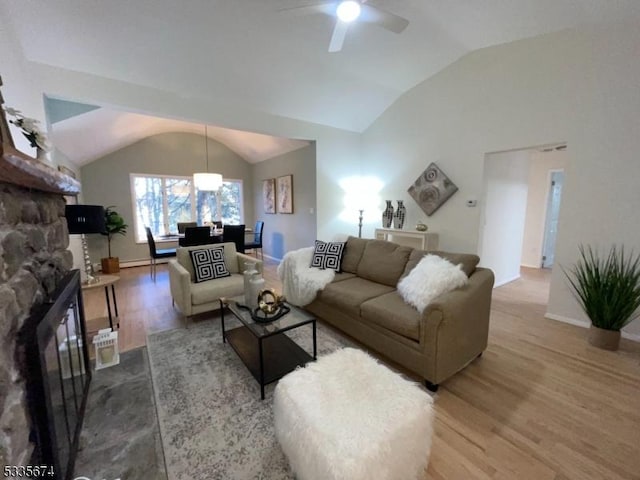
169 242 263 320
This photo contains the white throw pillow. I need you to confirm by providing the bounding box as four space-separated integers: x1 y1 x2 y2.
397 254 468 313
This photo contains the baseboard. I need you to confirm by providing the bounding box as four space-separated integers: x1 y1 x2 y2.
493 274 521 288
544 313 589 328
263 253 282 263
520 263 541 269
544 313 640 342
119 258 171 268
623 331 640 342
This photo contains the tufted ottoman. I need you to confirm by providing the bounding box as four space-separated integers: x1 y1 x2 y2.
273 348 434 480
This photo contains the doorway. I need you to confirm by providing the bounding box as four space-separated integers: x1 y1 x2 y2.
479 145 567 287
541 170 564 268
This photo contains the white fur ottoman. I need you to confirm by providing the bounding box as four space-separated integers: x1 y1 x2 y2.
273 348 434 480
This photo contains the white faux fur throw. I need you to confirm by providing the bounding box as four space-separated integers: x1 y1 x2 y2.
398 254 468 313
277 247 335 306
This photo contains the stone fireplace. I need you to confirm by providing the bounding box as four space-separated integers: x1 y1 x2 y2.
0 180 76 465
0 91 81 469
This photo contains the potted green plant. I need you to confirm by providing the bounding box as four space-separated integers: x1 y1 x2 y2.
563 245 640 350
101 206 128 274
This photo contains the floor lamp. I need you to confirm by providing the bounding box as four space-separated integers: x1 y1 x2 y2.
65 205 106 285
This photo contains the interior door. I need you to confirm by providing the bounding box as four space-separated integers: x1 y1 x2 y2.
541 170 564 268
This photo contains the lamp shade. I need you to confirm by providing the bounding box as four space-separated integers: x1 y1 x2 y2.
193 172 223 191
65 205 106 234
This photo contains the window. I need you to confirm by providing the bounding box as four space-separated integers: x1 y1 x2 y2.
130 174 243 242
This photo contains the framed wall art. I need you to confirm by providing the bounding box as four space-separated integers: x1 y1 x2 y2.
276 174 293 214
262 178 276 214
408 162 458 216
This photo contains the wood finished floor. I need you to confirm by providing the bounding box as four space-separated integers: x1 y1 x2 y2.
82 263 640 480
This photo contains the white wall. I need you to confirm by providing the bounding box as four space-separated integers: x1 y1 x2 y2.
521 151 567 268
480 151 530 286
251 144 317 260
362 23 640 336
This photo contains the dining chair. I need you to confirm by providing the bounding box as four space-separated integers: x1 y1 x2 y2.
222 224 246 254
182 226 215 247
145 227 177 282
212 220 223 229
177 221 197 234
245 220 264 259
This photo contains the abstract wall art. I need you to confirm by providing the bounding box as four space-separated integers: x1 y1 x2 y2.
263 178 276 214
408 162 458 216
276 174 293 214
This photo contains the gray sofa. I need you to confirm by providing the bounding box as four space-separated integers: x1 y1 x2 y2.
305 236 494 390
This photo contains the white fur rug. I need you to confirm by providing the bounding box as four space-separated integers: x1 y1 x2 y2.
277 247 334 306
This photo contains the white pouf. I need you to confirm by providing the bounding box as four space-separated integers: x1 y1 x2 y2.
273 348 434 480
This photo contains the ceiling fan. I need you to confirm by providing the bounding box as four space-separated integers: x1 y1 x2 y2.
281 0 409 53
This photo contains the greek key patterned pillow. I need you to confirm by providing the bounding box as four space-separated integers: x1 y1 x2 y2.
189 247 231 283
310 240 346 272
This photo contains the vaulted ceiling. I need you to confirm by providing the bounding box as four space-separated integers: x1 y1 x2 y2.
4 0 640 133
49 105 310 165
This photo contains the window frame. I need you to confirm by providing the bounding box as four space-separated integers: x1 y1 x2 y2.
129 173 244 244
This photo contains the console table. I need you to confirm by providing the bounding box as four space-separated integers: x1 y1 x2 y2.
374 228 439 251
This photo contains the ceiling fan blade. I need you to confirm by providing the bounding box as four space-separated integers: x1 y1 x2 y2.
278 2 336 17
359 4 409 34
328 20 349 52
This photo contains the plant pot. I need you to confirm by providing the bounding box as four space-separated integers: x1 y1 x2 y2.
101 257 120 274
588 325 621 351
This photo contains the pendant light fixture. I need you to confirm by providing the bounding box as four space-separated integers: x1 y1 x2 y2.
193 125 223 191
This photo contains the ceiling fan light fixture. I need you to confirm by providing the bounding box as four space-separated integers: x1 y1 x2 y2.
336 0 361 22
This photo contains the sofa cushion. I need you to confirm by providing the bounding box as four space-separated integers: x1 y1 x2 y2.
360 292 421 341
331 272 356 283
177 242 239 282
189 247 231 283
402 249 480 279
356 240 412 287
310 240 346 271
317 277 395 317
191 273 244 305
340 236 368 273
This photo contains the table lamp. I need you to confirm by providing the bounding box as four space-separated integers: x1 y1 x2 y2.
65 204 106 285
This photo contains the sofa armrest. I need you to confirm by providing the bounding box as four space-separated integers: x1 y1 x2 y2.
236 253 263 275
169 259 192 316
421 267 495 383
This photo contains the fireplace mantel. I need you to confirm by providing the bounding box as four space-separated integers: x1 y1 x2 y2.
0 143 80 195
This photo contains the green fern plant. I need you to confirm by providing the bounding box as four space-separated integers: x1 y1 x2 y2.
563 245 640 331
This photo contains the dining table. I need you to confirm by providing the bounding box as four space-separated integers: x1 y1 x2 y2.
156 230 222 246
155 226 252 246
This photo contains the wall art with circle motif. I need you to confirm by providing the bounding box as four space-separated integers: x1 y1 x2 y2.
407 162 458 216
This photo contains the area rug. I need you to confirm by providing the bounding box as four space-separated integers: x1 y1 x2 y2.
147 317 354 480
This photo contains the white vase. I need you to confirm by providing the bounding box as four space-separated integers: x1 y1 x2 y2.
243 261 258 303
248 274 265 310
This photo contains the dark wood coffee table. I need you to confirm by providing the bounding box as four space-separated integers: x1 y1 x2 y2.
220 295 317 399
